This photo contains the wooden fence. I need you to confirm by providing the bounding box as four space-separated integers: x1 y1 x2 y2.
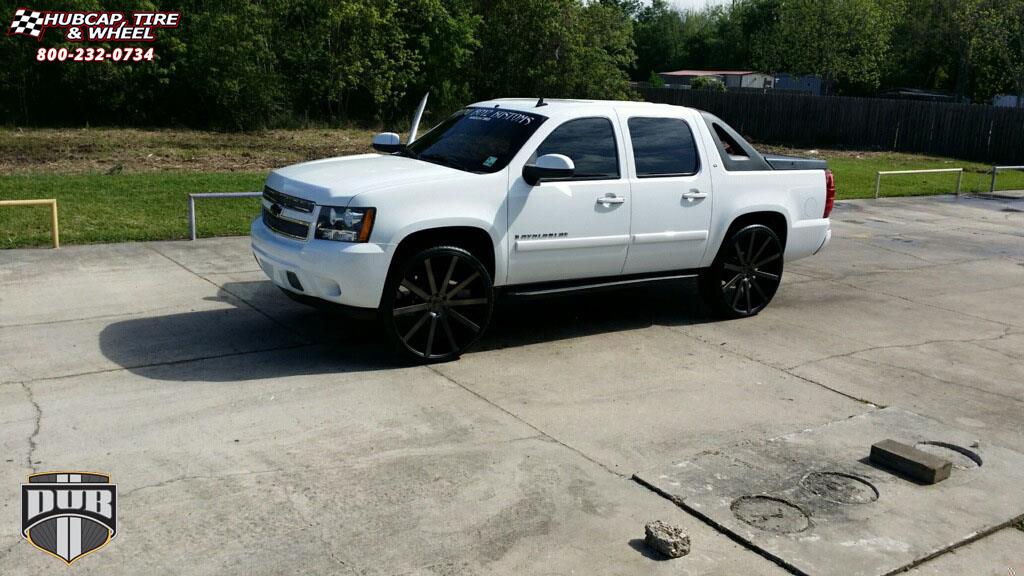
636 83 1024 164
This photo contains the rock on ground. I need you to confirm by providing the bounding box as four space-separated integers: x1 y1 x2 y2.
645 520 691 559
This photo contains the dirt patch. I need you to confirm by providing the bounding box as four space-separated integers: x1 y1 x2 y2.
800 472 879 504
731 496 810 533
0 127 377 175
752 142 967 164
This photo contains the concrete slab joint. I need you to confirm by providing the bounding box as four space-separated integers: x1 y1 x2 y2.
635 408 1024 576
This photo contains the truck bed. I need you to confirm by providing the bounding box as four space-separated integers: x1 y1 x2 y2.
764 154 828 171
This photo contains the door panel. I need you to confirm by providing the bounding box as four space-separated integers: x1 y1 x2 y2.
621 114 714 274
507 116 630 285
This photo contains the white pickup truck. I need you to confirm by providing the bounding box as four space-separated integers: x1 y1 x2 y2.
252 98 834 361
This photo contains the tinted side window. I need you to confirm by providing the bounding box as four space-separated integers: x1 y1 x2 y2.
628 117 700 177
535 118 619 180
712 123 750 159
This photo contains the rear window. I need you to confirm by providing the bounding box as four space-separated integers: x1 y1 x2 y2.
628 117 700 177
712 123 750 160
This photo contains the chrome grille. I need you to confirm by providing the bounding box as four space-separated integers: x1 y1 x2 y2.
263 186 315 213
262 207 310 240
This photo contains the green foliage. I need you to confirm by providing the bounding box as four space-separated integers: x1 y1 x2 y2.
633 0 687 80
647 70 665 88
690 76 726 92
752 0 897 93
171 0 284 129
471 0 635 102
0 0 636 128
2 0 1023 129
631 0 1024 101
882 0 1023 102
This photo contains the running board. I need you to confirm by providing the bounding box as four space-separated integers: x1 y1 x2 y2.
506 272 698 298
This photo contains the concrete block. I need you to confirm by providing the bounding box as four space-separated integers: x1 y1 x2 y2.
870 439 952 484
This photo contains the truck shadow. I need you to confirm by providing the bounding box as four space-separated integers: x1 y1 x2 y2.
480 279 713 352
97 279 715 382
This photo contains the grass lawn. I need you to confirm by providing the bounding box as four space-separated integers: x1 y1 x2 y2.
2 128 1023 248
821 154 1024 199
0 172 267 247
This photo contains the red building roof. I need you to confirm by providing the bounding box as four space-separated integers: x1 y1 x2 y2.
661 70 758 77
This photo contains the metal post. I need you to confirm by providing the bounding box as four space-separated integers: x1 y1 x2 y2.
188 194 197 241
874 168 965 200
989 166 998 196
50 200 59 248
0 198 60 248
187 192 262 240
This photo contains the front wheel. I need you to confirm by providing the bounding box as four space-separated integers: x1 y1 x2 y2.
699 224 784 318
381 246 494 362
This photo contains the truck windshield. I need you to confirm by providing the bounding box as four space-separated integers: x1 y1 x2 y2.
402 108 547 174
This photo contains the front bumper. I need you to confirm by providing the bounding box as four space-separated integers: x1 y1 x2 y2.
251 217 392 309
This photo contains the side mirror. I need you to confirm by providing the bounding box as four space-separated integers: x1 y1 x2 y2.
372 132 403 153
523 154 575 186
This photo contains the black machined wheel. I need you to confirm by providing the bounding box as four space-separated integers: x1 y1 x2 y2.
382 246 494 362
699 224 784 318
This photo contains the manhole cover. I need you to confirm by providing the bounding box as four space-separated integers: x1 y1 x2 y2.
801 472 879 504
915 441 983 470
731 496 810 533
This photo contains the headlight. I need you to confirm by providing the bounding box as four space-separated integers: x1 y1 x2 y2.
315 207 376 242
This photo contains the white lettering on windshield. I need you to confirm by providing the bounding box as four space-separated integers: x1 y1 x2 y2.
467 109 534 125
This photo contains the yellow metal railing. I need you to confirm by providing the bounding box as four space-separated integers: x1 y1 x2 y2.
0 199 60 248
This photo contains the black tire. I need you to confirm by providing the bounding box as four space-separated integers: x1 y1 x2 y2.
699 224 784 319
380 245 494 362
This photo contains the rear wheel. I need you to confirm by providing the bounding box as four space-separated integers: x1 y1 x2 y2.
381 246 494 362
699 224 783 318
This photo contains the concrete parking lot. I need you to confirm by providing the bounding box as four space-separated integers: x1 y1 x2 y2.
1 195 1022 575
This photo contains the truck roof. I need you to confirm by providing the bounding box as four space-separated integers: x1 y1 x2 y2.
469 98 693 119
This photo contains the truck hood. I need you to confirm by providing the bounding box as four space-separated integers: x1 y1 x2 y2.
265 154 469 206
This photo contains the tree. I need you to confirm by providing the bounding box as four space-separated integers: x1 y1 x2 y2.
755 0 897 94
398 0 481 119
1008 0 1024 106
632 0 687 80
882 0 957 93
171 0 284 129
691 76 726 91
956 0 1024 103
471 0 634 101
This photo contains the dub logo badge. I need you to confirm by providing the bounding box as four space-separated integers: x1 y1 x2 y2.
22 472 116 565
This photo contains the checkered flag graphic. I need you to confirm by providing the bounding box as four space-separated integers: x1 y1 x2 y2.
9 8 43 37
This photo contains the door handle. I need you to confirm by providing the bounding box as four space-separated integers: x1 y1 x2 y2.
682 189 708 200
596 195 626 205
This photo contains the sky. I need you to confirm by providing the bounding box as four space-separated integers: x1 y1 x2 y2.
665 0 731 11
